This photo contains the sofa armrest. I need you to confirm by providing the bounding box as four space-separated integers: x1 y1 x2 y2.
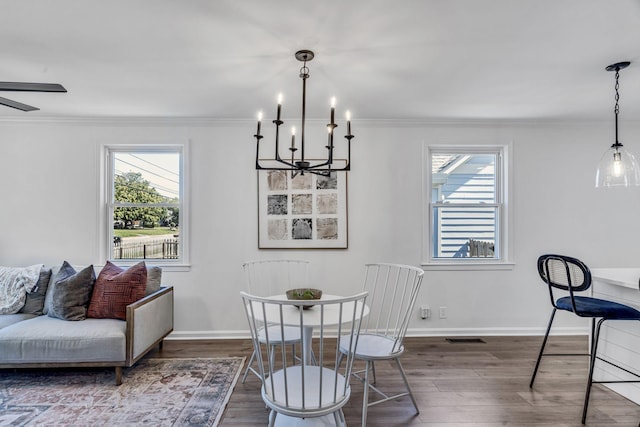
125 286 174 365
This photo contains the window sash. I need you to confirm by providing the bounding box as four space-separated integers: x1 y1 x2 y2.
106 145 185 264
430 204 501 259
425 145 508 266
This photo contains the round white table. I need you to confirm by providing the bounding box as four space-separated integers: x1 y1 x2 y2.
255 294 369 365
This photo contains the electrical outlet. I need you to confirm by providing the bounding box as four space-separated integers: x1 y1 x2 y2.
420 305 430 319
439 306 447 319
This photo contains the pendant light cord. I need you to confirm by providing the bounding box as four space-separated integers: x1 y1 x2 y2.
614 68 621 147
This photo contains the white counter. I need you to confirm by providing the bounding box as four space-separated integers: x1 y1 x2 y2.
591 268 640 291
590 268 640 404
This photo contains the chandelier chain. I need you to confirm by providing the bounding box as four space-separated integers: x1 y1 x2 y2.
300 64 310 79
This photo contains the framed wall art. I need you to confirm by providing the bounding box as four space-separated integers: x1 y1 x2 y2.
257 168 348 249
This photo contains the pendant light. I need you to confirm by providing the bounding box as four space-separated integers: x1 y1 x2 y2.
595 61 640 188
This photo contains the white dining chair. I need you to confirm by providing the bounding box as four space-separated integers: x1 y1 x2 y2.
241 291 368 427
338 262 424 427
241 259 312 383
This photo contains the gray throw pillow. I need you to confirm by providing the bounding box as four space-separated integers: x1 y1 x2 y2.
42 264 61 315
146 265 162 295
19 267 52 315
47 262 96 321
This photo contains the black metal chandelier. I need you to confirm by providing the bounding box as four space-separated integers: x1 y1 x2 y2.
254 50 353 176
595 61 640 187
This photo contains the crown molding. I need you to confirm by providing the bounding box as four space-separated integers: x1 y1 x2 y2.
0 115 630 128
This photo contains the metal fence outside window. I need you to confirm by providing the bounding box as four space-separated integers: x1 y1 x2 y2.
113 238 179 259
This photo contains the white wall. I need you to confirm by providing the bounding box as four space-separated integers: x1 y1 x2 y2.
2 117 639 338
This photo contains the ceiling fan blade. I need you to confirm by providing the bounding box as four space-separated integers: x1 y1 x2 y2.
0 82 66 92
0 96 39 111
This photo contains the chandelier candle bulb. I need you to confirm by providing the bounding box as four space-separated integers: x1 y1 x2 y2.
346 110 351 135
256 111 262 136
291 126 296 148
276 93 283 121
330 96 336 124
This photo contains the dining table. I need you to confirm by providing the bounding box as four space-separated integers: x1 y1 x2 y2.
256 293 369 365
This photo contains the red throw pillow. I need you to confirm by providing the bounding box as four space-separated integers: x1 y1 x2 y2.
87 261 147 320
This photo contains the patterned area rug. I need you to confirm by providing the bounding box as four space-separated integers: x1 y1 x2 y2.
0 357 245 426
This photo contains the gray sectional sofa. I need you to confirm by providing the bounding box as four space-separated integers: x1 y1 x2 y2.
0 263 174 385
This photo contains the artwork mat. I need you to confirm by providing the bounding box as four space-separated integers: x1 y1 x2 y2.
257 167 348 249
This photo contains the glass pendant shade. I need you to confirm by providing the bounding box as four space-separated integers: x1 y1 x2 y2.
595 144 640 187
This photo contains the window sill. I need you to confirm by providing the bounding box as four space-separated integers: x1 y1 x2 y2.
100 262 191 272
421 261 515 271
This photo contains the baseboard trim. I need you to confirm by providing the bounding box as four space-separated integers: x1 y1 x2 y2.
405 326 589 337
166 330 249 340
166 326 589 341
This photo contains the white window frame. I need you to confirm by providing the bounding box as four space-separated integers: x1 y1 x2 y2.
422 143 514 270
99 143 190 271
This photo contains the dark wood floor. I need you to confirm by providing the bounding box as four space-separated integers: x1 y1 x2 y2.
149 336 640 426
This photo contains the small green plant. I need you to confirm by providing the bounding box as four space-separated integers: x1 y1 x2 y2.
291 289 319 299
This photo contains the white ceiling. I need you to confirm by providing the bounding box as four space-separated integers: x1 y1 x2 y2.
2 0 640 121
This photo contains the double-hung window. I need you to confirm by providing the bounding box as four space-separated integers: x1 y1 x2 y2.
425 144 512 269
104 145 188 268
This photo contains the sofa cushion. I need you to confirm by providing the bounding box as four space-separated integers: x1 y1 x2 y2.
0 313 37 330
87 261 147 320
47 262 96 321
0 315 126 363
19 267 53 315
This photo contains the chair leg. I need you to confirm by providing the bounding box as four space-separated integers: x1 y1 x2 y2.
582 318 605 424
371 360 377 384
395 357 419 414
530 308 557 388
291 343 297 365
242 350 257 383
268 409 276 427
333 409 346 427
269 344 276 367
361 360 371 427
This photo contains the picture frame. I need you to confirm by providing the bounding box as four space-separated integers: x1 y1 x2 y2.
257 167 348 249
